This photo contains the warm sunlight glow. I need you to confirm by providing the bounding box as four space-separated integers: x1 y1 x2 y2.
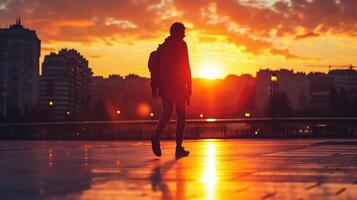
197 61 224 79
201 142 217 200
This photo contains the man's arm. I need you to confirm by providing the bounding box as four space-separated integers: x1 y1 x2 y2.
148 51 159 98
183 41 192 103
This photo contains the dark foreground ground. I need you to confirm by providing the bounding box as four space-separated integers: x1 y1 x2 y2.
0 139 357 200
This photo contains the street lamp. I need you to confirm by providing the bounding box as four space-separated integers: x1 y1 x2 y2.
199 113 204 118
116 110 121 115
48 100 54 121
150 112 154 117
270 73 279 118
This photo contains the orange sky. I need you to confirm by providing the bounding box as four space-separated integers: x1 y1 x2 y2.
1 0 357 78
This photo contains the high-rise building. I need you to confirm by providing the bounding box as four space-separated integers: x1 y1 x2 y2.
40 49 92 120
0 19 41 118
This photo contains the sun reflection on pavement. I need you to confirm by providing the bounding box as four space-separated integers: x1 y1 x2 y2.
201 142 217 200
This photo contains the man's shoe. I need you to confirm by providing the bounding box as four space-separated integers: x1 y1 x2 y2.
151 135 161 157
175 146 189 158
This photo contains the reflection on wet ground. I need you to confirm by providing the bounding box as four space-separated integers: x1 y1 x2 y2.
1 139 357 199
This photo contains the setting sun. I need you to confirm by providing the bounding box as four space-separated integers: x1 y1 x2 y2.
197 61 224 79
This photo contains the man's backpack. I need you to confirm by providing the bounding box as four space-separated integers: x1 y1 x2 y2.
148 46 161 91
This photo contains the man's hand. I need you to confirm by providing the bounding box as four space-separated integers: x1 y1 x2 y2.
185 85 191 105
186 97 190 105
187 85 192 97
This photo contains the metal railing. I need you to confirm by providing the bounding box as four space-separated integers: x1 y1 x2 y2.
1 117 357 140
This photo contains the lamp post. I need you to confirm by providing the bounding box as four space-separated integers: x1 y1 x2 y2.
0 92 6 118
270 73 279 118
48 100 54 121
65 111 71 121
115 110 121 120
270 73 279 136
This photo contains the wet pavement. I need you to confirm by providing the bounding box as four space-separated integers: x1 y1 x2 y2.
0 139 357 200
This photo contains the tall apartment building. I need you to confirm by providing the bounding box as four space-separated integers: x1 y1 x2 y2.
40 49 92 120
0 19 41 118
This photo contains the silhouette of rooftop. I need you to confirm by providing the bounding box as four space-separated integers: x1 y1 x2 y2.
0 19 40 41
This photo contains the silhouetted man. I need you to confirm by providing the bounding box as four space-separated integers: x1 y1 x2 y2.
150 22 191 158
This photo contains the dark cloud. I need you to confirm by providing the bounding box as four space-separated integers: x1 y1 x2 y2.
0 0 168 43
0 0 356 58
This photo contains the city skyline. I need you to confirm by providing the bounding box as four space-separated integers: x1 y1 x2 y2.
1 0 357 78
1 18 357 122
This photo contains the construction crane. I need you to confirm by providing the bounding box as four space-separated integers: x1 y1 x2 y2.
328 64 357 71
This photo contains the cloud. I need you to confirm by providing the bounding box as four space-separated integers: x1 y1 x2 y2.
28 18 95 36
105 18 138 29
0 0 356 59
0 4 7 10
269 48 302 59
295 31 320 40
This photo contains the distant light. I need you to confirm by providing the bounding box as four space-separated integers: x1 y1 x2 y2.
150 112 154 117
66 111 71 115
116 110 121 115
49 101 54 106
271 74 278 82
206 118 216 122
244 112 251 117
199 114 204 118
254 130 259 135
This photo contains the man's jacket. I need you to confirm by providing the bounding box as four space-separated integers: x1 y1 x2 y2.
157 36 192 102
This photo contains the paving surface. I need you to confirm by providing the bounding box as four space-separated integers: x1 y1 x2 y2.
1 139 357 200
